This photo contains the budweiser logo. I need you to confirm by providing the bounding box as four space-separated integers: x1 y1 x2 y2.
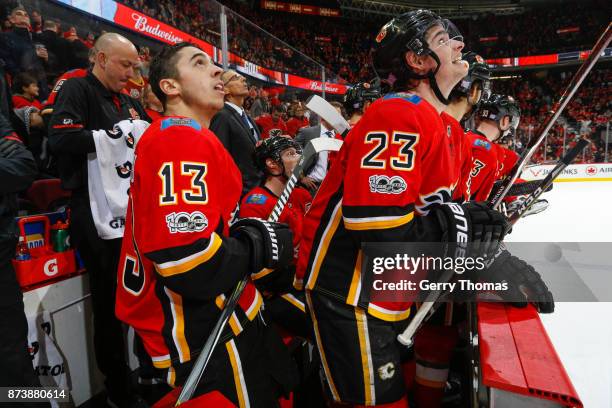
309 82 339 92
132 13 183 43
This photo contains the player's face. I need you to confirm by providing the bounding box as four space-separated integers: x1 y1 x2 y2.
280 147 301 175
427 24 467 97
175 47 225 113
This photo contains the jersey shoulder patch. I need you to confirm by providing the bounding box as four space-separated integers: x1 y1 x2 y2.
383 92 422 105
160 117 202 131
473 138 491 150
245 194 268 205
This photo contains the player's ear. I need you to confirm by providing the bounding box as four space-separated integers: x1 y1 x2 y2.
500 116 510 131
405 51 427 76
159 78 180 99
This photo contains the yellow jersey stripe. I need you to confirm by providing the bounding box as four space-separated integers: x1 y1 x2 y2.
280 293 306 313
367 303 411 322
346 250 363 306
226 339 250 408
155 233 222 277
355 308 375 405
164 288 190 363
306 201 343 290
344 211 414 231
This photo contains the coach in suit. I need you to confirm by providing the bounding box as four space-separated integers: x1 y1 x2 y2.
295 101 343 191
210 70 261 196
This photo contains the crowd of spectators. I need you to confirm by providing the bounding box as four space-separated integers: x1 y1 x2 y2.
495 67 611 164
0 1 610 170
119 0 608 84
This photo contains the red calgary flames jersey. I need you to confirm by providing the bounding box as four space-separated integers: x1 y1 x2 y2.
256 115 288 139
440 112 472 201
465 129 499 201
115 117 263 381
240 185 312 251
495 144 519 179
296 93 455 321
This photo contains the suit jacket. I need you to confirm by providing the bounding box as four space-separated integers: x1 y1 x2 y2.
295 125 322 177
210 103 262 196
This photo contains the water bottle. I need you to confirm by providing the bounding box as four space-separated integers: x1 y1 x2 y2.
15 236 31 261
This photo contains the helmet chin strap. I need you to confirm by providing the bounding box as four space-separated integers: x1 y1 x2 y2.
422 51 450 105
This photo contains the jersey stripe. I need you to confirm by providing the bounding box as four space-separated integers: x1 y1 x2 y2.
154 233 222 277
226 339 250 408
151 354 171 369
355 308 375 405
346 250 363 306
251 267 274 280
367 303 411 322
164 287 190 363
280 293 306 313
305 200 343 290
167 366 176 387
306 291 341 402
215 295 244 336
245 289 262 320
343 211 414 231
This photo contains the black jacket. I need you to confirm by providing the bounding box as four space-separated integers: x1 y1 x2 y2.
35 29 69 78
209 103 262 196
0 113 36 243
48 72 148 194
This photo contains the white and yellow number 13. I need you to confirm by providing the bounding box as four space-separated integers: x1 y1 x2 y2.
158 161 208 205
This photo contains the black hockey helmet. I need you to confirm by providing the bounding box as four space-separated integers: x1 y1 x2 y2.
371 9 463 104
449 51 491 103
254 136 302 176
478 94 521 138
343 79 382 115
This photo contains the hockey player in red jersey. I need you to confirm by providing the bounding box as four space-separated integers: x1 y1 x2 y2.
115 43 298 406
442 52 491 201
240 135 312 338
465 94 521 201
343 80 382 126
297 10 510 407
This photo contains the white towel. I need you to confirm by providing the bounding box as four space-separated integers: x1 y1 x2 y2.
88 119 149 239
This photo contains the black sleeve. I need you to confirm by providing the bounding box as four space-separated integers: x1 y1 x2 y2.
145 233 251 301
209 112 232 151
48 78 96 154
0 114 37 193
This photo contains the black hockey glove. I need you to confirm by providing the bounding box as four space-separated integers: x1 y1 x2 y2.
433 201 508 261
0 137 20 158
480 247 555 313
251 264 295 296
230 218 293 273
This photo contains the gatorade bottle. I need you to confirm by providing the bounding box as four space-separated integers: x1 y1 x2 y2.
51 220 70 252
15 236 31 261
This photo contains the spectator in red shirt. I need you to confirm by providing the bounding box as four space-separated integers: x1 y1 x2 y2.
285 103 309 138
256 104 288 139
11 72 43 109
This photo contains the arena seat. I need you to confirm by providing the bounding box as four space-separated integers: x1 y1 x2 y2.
24 178 71 212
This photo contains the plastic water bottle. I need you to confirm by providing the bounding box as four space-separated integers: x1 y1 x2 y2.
15 236 31 261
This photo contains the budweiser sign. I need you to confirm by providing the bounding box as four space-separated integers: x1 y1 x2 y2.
131 13 184 43
309 82 339 93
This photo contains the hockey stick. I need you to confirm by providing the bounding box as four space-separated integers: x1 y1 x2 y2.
488 22 611 210
176 136 343 406
490 178 553 199
306 94 351 137
397 139 590 347
506 138 588 226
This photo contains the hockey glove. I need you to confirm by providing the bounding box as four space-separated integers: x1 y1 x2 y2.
480 247 554 313
0 137 20 158
251 264 296 297
433 201 508 261
230 218 293 273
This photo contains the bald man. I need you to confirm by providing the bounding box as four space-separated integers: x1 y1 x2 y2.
48 33 149 408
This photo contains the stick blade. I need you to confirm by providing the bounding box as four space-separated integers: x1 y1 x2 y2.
306 95 351 136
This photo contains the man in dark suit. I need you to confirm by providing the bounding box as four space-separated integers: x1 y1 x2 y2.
210 70 261 196
295 101 343 191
